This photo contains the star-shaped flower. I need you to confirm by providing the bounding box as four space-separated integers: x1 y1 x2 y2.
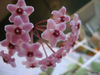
39 56 56 70
41 19 66 47
7 0 34 23
70 14 81 33
53 48 66 63
5 16 33 44
51 6 70 24
18 43 42 61
1 40 20 56
23 60 39 68
0 51 16 67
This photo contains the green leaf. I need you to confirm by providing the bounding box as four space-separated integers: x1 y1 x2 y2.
78 57 84 64
91 62 100 72
39 72 47 75
46 68 54 75
75 68 88 75
67 64 79 72
64 72 73 75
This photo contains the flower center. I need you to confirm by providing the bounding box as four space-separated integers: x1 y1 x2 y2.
8 43 15 49
71 42 75 47
77 23 80 29
60 16 65 22
53 30 60 37
56 54 62 59
16 8 23 15
3 58 8 63
14 27 22 35
46 61 53 67
30 64 36 68
27 52 34 57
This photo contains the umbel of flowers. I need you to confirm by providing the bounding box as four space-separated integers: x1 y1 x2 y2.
0 0 81 70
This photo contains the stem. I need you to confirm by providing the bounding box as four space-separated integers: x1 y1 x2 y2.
36 30 56 53
38 25 46 28
44 42 56 53
35 19 48 26
67 25 71 28
35 31 48 58
36 27 45 31
31 18 55 55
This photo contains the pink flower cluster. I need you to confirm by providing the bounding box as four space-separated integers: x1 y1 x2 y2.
0 0 81 70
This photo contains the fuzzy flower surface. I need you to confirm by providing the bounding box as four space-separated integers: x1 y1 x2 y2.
23 60 39 68
39 56 56 70
70 14 81 33
7 0 34 23
0 51 16 67
18 43 42 61
1 40 19 56
5 16 33 44
41 19 66 47
51 6 70 24
53 48 66 63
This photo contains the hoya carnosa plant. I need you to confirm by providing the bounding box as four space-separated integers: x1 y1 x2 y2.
0 0 81 70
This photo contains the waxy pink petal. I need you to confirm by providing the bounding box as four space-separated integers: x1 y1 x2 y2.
49 38 57 47
25 6 34 15
51 10 61 18
16 0 26 7
73 14 79 21
21 33 30 42
41 30 52 40
59 32 66 40
23 23 33 32
59 6 66 15
7 4 17 12
14 16 23 26
64 15 70 22
47 19 56 29
31 43 40 50
35 51 42 58
22 43 29 50
11 35 20 44
6 33 12 41
57 23 66 31
1 40 8 47
9 14 16 22
21 15 29 23
5 25 14 32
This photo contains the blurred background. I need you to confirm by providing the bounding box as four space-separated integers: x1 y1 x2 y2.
0 0 100 75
